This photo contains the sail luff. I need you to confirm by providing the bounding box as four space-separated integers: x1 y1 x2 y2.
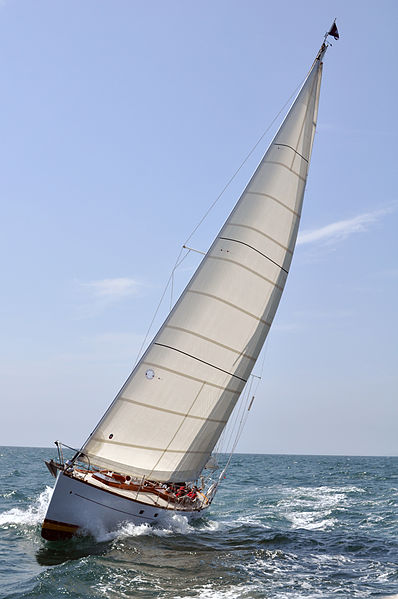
79 49 326 482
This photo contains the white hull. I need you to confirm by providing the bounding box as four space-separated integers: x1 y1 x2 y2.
42 471 206 540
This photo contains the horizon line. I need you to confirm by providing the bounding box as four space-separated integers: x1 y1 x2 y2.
1 445 397 458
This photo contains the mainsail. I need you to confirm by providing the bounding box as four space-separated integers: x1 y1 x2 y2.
80 48 325 482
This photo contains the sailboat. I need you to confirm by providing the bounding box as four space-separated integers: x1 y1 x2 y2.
41 24 339 541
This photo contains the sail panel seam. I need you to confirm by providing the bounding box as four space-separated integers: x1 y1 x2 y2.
119 395 227 424
218 236 289 274
262 160 306 181
145 381 208 480
154 342 248 383
246 191 301 217
187 289 274 326
165 324 256 362
142 361 243 394
208 255 284 290
90 437 210 454
228 222 293 254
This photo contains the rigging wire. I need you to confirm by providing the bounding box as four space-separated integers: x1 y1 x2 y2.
211 340 269 481
227 376 254 454
133 250 191 368
217 380 255 481
181 80 306 251
221 344 268 460
133 76 307 366
216 338 271 481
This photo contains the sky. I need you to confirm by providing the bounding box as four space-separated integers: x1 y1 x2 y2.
0 1 397 456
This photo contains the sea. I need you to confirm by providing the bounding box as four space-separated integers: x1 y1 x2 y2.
0 448 397 599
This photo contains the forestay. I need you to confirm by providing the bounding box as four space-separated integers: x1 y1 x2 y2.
80 52 324 482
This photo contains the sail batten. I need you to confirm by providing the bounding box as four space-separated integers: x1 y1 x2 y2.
80 53 325 482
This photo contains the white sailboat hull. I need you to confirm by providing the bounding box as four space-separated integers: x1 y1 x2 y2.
42 471 206 540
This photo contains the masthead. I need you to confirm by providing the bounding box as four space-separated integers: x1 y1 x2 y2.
324 19 340 44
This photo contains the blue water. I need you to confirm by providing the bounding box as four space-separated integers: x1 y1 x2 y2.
0 447 397 598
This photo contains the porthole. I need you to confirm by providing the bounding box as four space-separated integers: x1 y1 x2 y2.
139 510 144 514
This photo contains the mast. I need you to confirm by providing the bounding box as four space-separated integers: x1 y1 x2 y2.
78 37 333 482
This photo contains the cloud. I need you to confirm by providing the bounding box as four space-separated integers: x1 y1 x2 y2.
82 277 140 300
297 205 396 246
75 277 143 318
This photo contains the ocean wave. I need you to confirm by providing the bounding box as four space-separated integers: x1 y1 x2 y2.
92 512 219 543
174 580 336 599
271 484 363 531
1 452 397 599
1 489 16 499
0 486 53 528
175 583 257 599
286 513 337 530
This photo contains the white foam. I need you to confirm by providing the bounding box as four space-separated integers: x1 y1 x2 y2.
175 583 253 599
202 519 220 532
92 512 208 543
308 553 353 566
0 486 53 527
273 485 358 530
286 511 337 531
1 490 16 499
176 581 317 599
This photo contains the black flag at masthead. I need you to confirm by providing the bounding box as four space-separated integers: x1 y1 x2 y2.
328 20 339 40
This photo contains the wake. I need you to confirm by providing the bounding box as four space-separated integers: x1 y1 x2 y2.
0 486 53 528
93 512 218 542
